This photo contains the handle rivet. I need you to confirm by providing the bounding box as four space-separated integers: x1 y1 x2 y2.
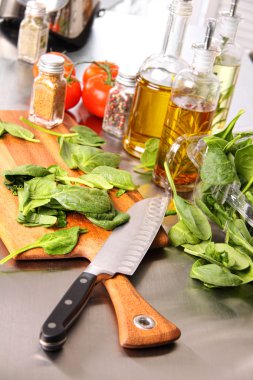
80 278 88 284
65 299 73 305
133 315 156 330
48 322 56 329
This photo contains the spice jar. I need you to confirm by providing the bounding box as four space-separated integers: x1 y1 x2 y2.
102 73 136 138
18 1 49 64
29 54 67 129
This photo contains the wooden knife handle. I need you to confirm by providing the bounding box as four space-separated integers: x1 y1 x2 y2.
103 274 181 349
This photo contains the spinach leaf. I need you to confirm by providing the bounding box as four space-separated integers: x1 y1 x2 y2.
226 219 253 256
200 146 236 186
169 220 200 247
235 145 253 183
165 161 211 241
4 164 50 189
0 121 40 142
17 208 67 227
79 173 113 189
0 227 87 264
134 138 159 173
59 138 120 172
87 209 130 230
52 185 112 214
190 259 243 287
203 136 228 150
21 176 57 216
91 166 136 190
116 189 126 197
214 109 245 142
70 125 105 146
0 123 5 136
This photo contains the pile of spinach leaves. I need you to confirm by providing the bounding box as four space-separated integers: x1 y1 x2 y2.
166 110 253 288
3 164 132 230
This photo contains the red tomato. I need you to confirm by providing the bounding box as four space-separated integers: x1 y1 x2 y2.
82 75 112 118
33 52 76 78
65 76 82 110
82 61 118 84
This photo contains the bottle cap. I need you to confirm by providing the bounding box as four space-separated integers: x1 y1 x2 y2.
169 0 193 17
25 1 46 17
192 19 220 73
38 54 65 74
116 73 136 87
218 11 242 40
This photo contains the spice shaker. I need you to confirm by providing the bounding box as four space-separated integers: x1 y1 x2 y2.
102 72 136 139
29 54 67 129
18 1 49 64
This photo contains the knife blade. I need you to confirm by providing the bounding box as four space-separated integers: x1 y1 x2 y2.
40 196 171 351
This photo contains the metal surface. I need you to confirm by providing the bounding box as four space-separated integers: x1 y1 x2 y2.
88 197 168 276
1 11 253 380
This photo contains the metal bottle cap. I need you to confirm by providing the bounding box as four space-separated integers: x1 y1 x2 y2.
38 54 65 74
116 73 136 87
25 1 46 17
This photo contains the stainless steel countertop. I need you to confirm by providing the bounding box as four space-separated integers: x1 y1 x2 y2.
1 12 253 380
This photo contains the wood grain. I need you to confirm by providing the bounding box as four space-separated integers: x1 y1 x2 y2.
0 110 168 261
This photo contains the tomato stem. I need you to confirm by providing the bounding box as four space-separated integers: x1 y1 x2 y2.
74 60 115 86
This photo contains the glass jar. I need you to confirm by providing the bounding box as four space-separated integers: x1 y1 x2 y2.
102 73 136 139
29 54 67 129
18 1 49 64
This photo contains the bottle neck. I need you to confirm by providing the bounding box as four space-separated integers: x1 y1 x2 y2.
192 44 219 74
161 12 190 58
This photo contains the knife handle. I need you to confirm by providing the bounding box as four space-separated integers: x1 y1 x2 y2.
104 274 181 349
39 272 97 351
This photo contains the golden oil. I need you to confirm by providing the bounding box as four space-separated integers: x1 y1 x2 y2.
123 69 173 158
153 96 215 191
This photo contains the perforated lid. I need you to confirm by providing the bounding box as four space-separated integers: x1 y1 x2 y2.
38 54 65 74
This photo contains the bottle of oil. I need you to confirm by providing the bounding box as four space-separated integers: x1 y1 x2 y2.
153 19 220 191
212 0 242 131
123 0 193 158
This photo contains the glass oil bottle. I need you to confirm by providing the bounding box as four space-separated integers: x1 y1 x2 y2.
153 19 220 191
212 0 242 131
123 0 193 158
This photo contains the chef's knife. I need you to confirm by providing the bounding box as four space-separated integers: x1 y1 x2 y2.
40 196 179 351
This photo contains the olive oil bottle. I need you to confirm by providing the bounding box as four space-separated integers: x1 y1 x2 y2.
153 19 220 191
123 0 193 158
212 0 242 131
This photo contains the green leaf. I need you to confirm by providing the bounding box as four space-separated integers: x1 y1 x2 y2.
134 138 159 171
0 227 87 264
91 166 136 190
79 173 113 190
0 121 40 142
235 145 253 183
169 220 200 247
190 259 243 287
116 189 126 197
4 164 50 189
0 123 5 136
200 146 236 186
70 125 105 146
59 138 120 172
52 185 112 214
21 176 57 216
87 209 130 230
214 109 245 142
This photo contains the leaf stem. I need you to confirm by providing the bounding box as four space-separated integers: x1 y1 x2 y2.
0 243 39 265
20 117 78 138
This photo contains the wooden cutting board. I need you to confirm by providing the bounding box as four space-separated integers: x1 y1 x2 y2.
0 110 168 261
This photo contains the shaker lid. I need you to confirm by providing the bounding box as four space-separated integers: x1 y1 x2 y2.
39 54 65 74
25 1 46 17
116 72 136 86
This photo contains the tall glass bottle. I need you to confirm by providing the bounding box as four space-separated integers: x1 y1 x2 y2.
123 0 193 158
212 0 242 131
153 19 220 191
